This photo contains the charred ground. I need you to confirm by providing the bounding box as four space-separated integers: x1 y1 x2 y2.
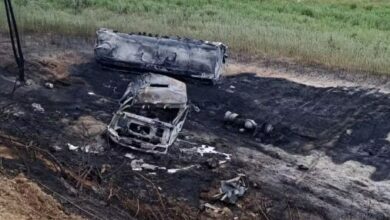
0 34 390 219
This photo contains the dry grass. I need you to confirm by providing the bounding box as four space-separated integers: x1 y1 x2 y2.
1 0 389 74
0 174 83 220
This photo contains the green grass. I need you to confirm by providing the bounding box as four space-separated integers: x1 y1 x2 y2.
1 0 390 74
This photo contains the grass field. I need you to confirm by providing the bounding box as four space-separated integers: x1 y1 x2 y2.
1 0 390 74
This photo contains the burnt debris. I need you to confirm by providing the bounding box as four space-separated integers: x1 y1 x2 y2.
2 32 390 219
215 174 248 204
107 73 189 154
95 27 229 153
224 111 274 135
94 28 228 82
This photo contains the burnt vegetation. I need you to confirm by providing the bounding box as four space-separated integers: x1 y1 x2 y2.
0 33 390 219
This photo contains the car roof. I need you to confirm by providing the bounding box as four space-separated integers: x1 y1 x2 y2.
133 74 188 106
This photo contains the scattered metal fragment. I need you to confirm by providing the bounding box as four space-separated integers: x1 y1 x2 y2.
142 163 166 171
67 138 104 154
44 82 54 89
95 28 227 81
81 144 103 154
108 73 189 154
31 103 45 113
130 159 143 171
181 145 232 161
25 79 33 86
141 163 158 171
67 143 79 151
219 160 228 165
130 159 166 171
215 174 247 204
127 157 196 173
50 145 62 152
200 145 231 160
80 136 106 154
167 165 199 174
124 153 135 159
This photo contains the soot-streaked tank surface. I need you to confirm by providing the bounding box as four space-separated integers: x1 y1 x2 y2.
95 28 227 81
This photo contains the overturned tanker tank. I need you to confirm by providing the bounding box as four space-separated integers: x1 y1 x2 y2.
95 28 227 81
107 73 189 154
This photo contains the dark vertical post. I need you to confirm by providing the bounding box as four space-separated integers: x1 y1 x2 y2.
4 0 25 82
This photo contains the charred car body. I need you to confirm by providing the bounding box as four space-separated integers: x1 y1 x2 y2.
108 73 189 154
95 28 227 82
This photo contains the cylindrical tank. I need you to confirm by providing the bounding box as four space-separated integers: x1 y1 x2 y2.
95 28 227 81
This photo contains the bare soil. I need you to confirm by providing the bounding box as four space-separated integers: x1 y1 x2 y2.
0 173 82 220
0 33 390 220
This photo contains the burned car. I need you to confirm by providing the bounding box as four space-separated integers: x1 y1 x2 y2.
95 28 227 82
107 73 189 154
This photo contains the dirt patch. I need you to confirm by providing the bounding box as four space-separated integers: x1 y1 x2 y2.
0 174 83 220
0 145 17 160
29 52 87 81
0 33 87 82
65 115 107 138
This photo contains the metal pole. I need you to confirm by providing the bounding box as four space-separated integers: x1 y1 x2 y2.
3 0 25 82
